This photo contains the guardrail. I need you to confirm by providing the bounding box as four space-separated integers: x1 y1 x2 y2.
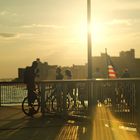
92 79 138 127
0 82 27 106
0 79 140 130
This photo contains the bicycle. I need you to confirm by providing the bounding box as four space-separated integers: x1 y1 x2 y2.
22 85 71 116
45 87 70 112
22 87 41 116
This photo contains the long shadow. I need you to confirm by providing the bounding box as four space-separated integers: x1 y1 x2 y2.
0 115 65 140
0 107 93 140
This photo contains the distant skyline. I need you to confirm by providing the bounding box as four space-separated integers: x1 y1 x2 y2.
1 0 140 78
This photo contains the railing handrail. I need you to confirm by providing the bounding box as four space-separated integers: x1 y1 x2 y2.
1 78 140 84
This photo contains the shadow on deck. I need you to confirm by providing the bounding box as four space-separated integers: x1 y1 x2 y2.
0 106 139 140
0 106 91 140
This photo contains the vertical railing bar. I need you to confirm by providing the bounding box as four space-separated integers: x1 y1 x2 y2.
0 84 1 107
41 82 46 115
63 82 67 115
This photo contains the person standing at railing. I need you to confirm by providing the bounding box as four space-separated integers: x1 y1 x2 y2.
121 68 130 78
55 67 63 112
65 69 76 108
92 68 104 105
24 61 39 115
92 67 103 79
121 68 131 111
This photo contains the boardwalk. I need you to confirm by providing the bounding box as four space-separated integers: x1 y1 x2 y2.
0 106 139 140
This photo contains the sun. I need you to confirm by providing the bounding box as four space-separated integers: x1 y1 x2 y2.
73 21 106 44
92 22 106 43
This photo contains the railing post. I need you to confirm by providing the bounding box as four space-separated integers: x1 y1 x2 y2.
63 83 67 115
0 85 1 107
87 81 94 116
92 80 97 106
135 81 140 133
41 82 45 115
88 80 96 116
88 81 92 115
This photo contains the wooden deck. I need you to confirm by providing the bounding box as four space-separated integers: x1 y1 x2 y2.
0 105 139 140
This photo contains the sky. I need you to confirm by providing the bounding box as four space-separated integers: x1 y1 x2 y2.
0 0 140 78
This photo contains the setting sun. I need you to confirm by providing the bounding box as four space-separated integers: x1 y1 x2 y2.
73 20 106 44
92 21 106 43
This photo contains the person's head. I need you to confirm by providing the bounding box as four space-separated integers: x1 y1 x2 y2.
96 67 100 72
124 68 128 73
32 61 38 69
56 67 61 74
65 69 72 77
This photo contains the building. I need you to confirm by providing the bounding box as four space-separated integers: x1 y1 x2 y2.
92 49 140 78
18 49 140 81
18 59 57 81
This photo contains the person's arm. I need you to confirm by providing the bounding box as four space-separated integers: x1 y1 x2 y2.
35 69 40 77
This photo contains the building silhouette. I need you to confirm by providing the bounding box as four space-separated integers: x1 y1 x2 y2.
18 59 57 81
18 49 140 81
92 49 140 78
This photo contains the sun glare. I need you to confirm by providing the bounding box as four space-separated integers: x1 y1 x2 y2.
92 22 106 43
74 21 106 44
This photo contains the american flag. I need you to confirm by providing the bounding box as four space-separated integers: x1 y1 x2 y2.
106 54 117 79
108 65 117 78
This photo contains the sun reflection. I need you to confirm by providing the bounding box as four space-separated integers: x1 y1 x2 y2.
92 105 139 140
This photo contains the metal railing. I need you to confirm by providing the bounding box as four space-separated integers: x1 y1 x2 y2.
39 80 91 117
0 79 140 129
0 82 27 106
92 79 139 127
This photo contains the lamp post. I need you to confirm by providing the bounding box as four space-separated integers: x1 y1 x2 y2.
87 0 92 79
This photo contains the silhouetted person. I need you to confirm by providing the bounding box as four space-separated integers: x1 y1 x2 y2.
56 67 63 80
65 69 76 107
92 68 104 103
55 67 63 112
92 67 103 78
24 61 39 115
121 69 130 78
121 68 131 112
65 69 72 79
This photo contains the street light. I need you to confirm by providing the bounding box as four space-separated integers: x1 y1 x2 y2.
87 0 92 79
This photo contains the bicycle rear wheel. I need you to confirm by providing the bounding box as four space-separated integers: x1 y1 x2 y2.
22 96 40 116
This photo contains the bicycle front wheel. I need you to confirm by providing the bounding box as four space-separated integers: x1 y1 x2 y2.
22 96 40 116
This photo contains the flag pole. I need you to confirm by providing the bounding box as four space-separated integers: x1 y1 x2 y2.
105 48 109 78
106 48 117 78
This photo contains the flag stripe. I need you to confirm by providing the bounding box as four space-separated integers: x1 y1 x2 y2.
108 64 117 78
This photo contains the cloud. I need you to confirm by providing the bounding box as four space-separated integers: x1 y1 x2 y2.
0 10 17 16
112 9 140 20
0 10 9 16
0 33 19 38
107 19 131 26
21 24 64 29
116 0 140 2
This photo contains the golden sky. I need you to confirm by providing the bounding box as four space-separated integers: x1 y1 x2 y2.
0 0 140 78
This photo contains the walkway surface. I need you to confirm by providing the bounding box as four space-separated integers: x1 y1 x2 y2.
0 105 140 140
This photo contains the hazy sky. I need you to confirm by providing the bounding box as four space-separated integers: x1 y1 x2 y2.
1 0 140 78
